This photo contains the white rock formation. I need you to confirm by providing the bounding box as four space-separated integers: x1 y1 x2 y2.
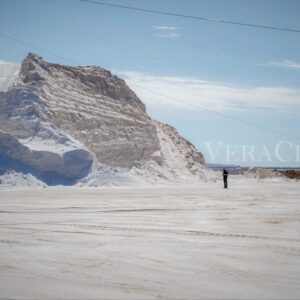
0 53 207 187
19 53 160 168
0 60 20 92
0 86 93 181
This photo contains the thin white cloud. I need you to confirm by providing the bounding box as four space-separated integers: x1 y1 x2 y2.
119 71 300 112
152 25 181 39
152 26 181 31
265 60 300 71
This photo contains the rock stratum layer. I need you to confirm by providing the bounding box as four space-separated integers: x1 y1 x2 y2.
0 53 206 186
20 53 160 168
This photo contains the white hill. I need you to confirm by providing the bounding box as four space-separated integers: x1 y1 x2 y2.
0 53 207 187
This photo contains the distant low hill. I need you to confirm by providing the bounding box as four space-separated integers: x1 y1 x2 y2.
278 170 300 179
206 163 241 169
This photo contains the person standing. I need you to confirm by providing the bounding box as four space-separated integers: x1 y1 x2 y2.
223 169 228 189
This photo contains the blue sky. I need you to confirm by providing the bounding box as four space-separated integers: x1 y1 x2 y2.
1 0 300 167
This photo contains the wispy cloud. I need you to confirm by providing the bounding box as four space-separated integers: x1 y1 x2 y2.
152 25 181 39
119 71 300 112
152 26 180 31
264 60 300 72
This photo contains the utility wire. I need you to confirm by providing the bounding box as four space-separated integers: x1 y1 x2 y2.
129 82 300 141
1 30 299 141
80 0 300 33
0 31 78 65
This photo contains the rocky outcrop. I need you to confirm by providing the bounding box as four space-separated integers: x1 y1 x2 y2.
0 85 93 180
0 53 207 186
19 53 160 167
128 121 207 183
156 121 205 172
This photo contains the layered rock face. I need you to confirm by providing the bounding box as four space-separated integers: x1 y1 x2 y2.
19 53 160 167
0 53 207 186
0 86 93 180
156 122 205 173
128 121 207 182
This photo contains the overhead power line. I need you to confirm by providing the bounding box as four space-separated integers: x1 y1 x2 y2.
80 0 300 33
0 31 78 65
0 30 299 141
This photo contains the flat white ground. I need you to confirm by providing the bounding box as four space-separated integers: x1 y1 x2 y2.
0 178 299 299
